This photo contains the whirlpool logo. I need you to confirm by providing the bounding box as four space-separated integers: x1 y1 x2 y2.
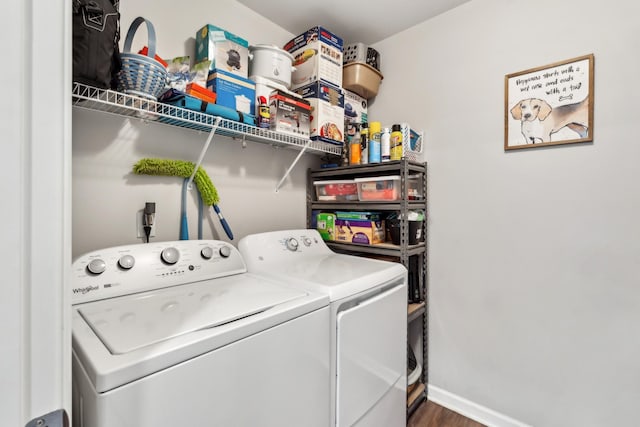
73 285 99 295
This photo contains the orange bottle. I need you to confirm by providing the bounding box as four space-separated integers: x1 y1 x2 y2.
349 132 362 165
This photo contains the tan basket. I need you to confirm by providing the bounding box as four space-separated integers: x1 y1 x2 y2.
342 62 383 100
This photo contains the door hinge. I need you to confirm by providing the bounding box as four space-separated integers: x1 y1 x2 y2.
25 409 69 427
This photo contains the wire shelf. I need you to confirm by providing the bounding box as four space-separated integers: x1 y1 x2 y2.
71 82 342 156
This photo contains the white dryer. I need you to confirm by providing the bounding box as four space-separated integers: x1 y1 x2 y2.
71 239 330 427
239 229 408 427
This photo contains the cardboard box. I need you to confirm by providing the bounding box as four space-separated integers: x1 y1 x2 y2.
343 89 368 124
334 218 385 245
283 26 343 90
316 212 336 241
196 24 249 78
207 69 256 114
269 89 311 138
252 75 296 116
296 80 344 146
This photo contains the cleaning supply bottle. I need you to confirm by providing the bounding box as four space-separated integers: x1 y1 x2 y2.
368 121 381 163
257 96 270 129
381 127 391 162
360 122 369 164
390 124 403 160
349 126 362 165
360 132 369 164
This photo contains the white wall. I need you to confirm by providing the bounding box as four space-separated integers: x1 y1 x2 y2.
373 0 640 425
72 0 322 258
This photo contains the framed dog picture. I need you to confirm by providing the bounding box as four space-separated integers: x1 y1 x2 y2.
504 54 594 151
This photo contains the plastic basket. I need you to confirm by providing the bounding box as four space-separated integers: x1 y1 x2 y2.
116 17 167 100
343 42 380 71
401 123 424 162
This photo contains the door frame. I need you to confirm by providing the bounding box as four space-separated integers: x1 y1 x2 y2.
1 0 72 425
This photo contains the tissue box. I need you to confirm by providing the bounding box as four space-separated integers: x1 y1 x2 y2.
207 69 255 114
283 26 343 90
334 218 385 245
296 80 344 145
343 89 368 124
269 89 311 138
196 24 249 78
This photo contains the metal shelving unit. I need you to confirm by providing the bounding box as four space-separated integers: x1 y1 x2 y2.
306 159 428 417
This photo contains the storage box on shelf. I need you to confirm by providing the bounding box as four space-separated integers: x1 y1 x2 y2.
313 179 358 201
206 69 256 114
195 24 249 78
283 26 344 90
306 159 428 415
295 80 345 146
355 175 401 201
268 89 312 138
344 89 368 124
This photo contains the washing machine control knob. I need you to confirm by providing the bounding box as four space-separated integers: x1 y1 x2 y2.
285 238 299 251
161 247 180 264
118 255 135 270
219 245 232 258
201 246 214 260
87 259 106 275
302 237 312 247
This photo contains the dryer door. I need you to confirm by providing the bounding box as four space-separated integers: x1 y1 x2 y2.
336 283 407 427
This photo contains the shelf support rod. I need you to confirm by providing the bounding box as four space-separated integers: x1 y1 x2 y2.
275 139 312 192
187 117 221 190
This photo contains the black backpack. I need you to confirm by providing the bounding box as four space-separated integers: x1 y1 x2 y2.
73 0 121 89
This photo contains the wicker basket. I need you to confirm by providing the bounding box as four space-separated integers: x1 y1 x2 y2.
116 17 167 100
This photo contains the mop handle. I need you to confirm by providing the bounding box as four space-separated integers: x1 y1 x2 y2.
212 204 233 240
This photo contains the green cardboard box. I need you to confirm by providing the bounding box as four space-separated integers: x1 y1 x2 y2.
316 213 336 241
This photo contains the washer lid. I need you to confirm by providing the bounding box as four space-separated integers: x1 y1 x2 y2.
77 275 306 355
266 254 406 301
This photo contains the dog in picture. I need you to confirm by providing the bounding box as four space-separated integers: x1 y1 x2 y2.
510 97 589 144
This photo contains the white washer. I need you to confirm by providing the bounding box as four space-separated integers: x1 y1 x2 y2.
239 229 408 427
71 240 330 427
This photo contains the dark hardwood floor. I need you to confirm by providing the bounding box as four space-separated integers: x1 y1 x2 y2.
408 400 487 427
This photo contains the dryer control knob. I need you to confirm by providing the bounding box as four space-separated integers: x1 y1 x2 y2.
118 255 135 270
87 259 106 275
161 247 180 264
219 245 232 258
285 238 299 251
201 246 214 260
302 237 312 247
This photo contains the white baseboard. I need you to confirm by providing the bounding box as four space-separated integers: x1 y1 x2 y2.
427 384 532 427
